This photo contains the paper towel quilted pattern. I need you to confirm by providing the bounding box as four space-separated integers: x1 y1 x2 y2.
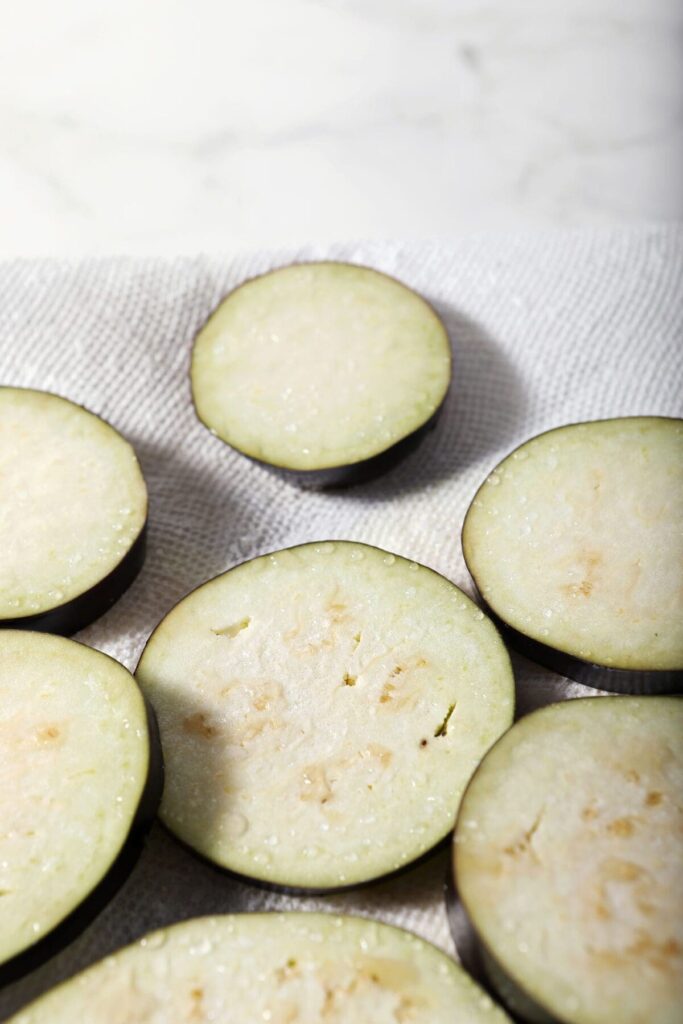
1 226 681 1017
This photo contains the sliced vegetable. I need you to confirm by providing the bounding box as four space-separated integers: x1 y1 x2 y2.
136 541 514 891
0 387 147 635
462 417 683 693
8 912 512 1023
0 631 162 984
190 262 451 487
453 697 683 1024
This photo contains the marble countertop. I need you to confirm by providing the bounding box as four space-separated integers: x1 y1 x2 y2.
1 0 681 257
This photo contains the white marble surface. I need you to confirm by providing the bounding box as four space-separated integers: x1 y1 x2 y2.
1 0 681 256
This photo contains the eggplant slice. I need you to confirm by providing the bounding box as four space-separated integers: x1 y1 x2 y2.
8 912 513 1023
462 417 683 693
136 541 514 891
190 262 451 487
0 631 162 984
453 697 683 1024
0 387 147 635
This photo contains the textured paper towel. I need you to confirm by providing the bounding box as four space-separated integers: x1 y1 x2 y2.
1 225 682 1018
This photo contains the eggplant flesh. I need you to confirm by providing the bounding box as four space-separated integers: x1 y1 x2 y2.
242 408 443 490
0 387 147 634
0 631 161 984
190 262 451 486
453 697 683 1024
462 417 683 693
136 541 514 891
8 913 513 1023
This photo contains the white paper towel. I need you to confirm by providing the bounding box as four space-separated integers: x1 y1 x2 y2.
1 225 682 1018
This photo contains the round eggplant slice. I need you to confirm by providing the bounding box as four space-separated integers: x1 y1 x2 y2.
0 387 147 635
136 541 514 891
8 912 513 1024
462 417 683 693
190 262 451 487
0 631 162 984
453 697 683 1024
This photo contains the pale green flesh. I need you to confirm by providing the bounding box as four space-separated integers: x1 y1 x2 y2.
0 632 149 967
0 388 147 619
137 542 514 889
9 913 512 1024
455 698 683 1024
463 417 683 671
190 262 451 471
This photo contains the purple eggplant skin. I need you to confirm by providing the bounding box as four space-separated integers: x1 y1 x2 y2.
233 408 443 491
190 261 452 491
470 593 682 696
0 526 147 638
0 697 164 988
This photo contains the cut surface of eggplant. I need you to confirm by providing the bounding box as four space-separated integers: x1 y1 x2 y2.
190 262 451 484
9 912 512 1023
136 541 514 890
453 697 683 1024
0 631 157 978
0 387 147 633
462 417 683 691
